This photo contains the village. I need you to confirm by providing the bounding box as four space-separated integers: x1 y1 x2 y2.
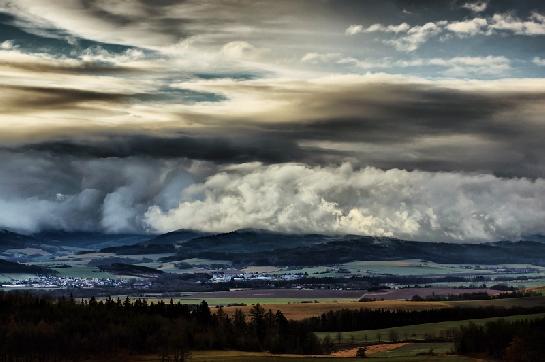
210 270 306 283
1 275 133 289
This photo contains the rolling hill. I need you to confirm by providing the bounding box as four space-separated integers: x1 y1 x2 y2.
158 230 545 267
0 259 57 274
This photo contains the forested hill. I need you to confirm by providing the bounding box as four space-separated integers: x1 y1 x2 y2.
0 259 56 274
162 231 545 267
3 228 545 267
0 229 36 250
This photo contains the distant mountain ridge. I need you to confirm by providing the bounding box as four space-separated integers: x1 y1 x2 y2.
144 229 211 245
3 227 545 267
160 230 545 267
0 229 38 250
0 229 150 251
0 259 56 274
100 229 209 254
100 228 343 255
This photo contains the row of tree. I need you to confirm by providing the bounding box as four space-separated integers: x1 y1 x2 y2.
2 291 545 361
454 317 545 362
0 292 321 361
302 305 545 332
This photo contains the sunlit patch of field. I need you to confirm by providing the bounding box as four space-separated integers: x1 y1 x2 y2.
371 342 454 358
220 300 450 320
97 298 449 320
527 285 545 295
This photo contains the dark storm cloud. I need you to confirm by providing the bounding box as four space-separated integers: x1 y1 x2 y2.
5 80 545 178
0 84 131 112
0 150 207 232
0 59 143 74
270 84 542 142
197 80 545 177
13 133 311 164
1 0 545 239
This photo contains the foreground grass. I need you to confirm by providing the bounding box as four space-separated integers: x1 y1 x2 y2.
83 343 479 361
315 312 545 344
188 348 479 361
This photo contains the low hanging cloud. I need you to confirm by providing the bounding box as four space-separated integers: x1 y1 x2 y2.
2 151 545 242
333 55 511 76
145 163 545 242
5 75 545 179
0 151 203 233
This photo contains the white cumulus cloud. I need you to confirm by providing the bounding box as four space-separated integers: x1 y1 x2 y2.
0 40 15 49
145 163 545 242
349 12 545 51
533 57 545 66
463 2 488 13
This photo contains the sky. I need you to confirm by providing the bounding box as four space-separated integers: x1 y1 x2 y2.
1 0 545 241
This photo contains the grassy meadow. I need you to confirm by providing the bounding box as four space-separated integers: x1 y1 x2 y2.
315 312 545 344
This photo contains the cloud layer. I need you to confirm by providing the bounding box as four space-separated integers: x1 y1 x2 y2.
0 152 205 233
145 163 545 242
348 11 545 51
1 1 545 241
3 152 545 242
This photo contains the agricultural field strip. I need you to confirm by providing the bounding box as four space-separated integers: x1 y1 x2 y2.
220 300 449 320
315 312 545 344
187 348 480 362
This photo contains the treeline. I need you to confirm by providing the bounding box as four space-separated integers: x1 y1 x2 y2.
454 317 545 362
411 290 540 302
165 238 545 267
303 305 545 332
0 292 321 361
3 291 545 361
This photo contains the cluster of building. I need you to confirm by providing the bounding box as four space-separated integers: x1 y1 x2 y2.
210 270 306 283
1 275 131 289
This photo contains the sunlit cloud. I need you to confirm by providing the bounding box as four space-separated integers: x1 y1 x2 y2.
1 0 545 239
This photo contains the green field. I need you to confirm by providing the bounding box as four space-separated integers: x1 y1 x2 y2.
372 342 453 358
133 297 357 306
271 260 465 278
340 260 468 276
52 266 115 278
448 295 545 308
315 312 545 344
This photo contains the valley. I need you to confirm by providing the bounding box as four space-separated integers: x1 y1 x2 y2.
3 228 545 360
